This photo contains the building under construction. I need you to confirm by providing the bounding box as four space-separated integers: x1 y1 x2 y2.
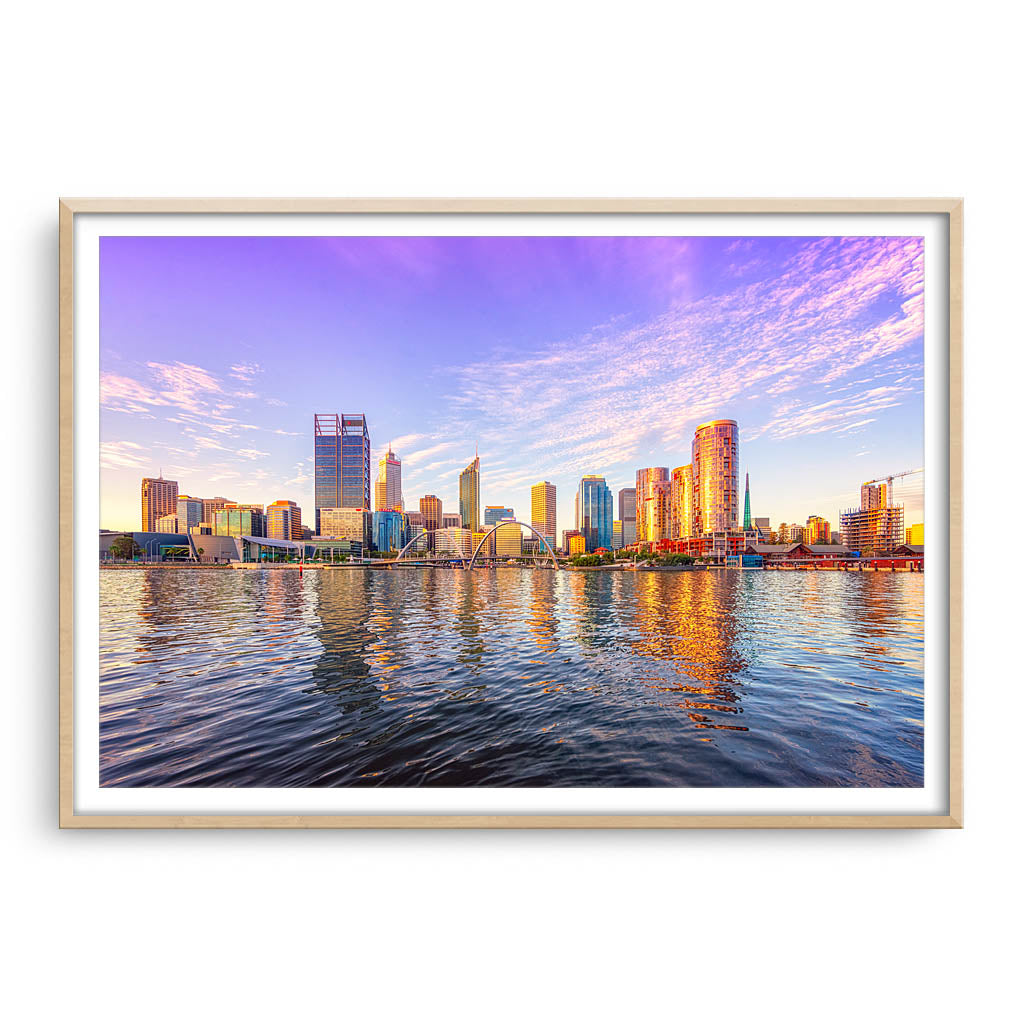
840 469 918 555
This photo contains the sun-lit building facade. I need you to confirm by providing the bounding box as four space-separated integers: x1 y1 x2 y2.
319 507 372 548
670 464 696 540
175 495 204 534
531 481 557 550
267 499 302 541
840 505 904 556
459 456 480 532
141 475 179 532
495 520 522 557
692 419 739 534
484 506 513 526
374 446 402 512
640 479 671 544
568 534 587 557
634 468 668 544
213 505 266 538
805 515 830 545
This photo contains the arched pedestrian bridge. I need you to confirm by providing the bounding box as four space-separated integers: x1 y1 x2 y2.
393 521 560 570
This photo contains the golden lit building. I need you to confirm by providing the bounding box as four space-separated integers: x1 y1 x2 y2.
155 512 180 533
495 520 522 557
419 494 442 551
267 499 302 540
635 467 669 544
568 534 587 556
805 515 830 545
670 464 696 540
319 507 372 547
531 480 557 549
459 456 480 532
692 419 739 533
909 522 924 545
141 475 179 532
374 446 403 512
202 496 233 524
472 529 495 557
641 479 671 543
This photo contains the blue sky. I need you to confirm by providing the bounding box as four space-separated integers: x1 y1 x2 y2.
99 234 925 534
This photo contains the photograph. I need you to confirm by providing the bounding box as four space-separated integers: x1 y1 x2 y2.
95 229 928 791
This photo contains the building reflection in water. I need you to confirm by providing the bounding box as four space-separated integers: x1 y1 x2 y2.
627 571 749 735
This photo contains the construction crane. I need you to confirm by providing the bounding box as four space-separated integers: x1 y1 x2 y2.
862 468 923 505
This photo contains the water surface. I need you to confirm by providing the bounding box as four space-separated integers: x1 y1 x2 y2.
99 568 924 787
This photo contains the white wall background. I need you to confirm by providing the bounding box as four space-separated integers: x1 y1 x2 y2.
2 2 1016 1021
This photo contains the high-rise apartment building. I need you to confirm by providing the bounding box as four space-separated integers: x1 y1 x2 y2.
618 487 637 547
670 465 695 540
531 481 556 550
459 455 480 532
805 515 831 545
141 475 179 532
612 521 623 549
441 513 462 529
419 494 442 551
692 419 739 533
484 506 514 526
374 446 402 512
267 499 302 541
635 468 668 544
176 495 204 533
314 413 370 533
576 475 613 551
202 496 233 524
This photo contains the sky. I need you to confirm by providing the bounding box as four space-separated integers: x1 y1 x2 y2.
99 234 925 535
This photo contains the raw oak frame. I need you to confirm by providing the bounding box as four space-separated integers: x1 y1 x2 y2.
58 197 964 829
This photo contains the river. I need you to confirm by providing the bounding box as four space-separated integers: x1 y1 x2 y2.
99 567 924 787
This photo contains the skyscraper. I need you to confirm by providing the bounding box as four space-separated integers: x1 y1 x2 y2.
743 472 752 530
635 468 668 544
141 475 178 532
531 481 556 549
419 494 442 551
315 413 370 533
374 446 402 512
618 487 637 547
267 499 302 540
459 455 481 532
692 419 739 533
670 465 695 540
576 475 613 551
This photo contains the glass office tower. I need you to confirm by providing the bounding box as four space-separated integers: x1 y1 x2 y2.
314 413 370 534
576 475 612 551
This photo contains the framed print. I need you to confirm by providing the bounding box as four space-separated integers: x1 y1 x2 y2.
59 198 963 828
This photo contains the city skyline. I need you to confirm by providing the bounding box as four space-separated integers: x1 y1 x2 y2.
100 235 925 532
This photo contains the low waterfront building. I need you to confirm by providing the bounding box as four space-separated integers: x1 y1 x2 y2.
472 528 495 558
213 505 267 538
568 534 587 557
438 526 474 558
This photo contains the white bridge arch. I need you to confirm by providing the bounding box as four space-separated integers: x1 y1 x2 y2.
392 521 560 570
467 520 559 570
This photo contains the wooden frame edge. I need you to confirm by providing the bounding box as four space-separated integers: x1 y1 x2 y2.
58 198 964 831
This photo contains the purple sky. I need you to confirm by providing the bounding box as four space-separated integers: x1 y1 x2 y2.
99 234 925 534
